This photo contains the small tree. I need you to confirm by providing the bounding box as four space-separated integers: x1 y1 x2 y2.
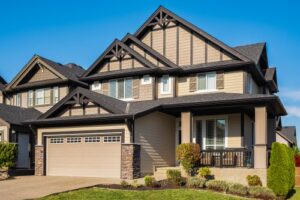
267 142 292 197
0 142 17 169
176 143 200 175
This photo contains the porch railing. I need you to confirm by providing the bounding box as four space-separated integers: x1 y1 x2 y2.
199 149 253 168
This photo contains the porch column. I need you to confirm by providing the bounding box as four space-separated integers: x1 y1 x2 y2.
181 111 192 143
254 107 268 169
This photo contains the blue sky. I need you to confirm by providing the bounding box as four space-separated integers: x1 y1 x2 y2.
0 0 299 143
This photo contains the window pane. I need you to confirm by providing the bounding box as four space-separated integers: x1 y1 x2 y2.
207 73 216 90
118 79 124 99
125 79 133 98
206 120 215 146
35 89 44 105
53 87 59 104
109 80 117 98
198 74 206 90
216 119 225 147
162 76 169 92
28 90 33 106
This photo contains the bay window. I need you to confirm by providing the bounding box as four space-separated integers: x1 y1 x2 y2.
197 72 216 91
109 78 133 99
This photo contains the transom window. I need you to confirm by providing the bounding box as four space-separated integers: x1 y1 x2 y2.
85 136 101 143
67 137 81 143
103 136 121 143
50 138 64 144
197 72 216 91
141 75 152 85
109 78 132 99
161 75 171 94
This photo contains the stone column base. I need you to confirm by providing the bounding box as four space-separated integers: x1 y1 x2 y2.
35 146 44 176
121 144 141 179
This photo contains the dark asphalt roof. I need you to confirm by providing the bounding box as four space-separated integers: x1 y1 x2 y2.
280 126 297 145
0 104 41 125
234 43 266 65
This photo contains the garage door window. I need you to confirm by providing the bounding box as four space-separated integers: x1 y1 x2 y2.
85 136 101 143
67 137 81 143
50 138 64 144
104 136 121 143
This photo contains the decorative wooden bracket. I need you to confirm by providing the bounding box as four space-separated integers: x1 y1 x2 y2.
147 10 176 28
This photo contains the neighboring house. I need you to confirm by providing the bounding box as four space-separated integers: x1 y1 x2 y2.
275 117 297 147
0 6 296 185
0 55 86 169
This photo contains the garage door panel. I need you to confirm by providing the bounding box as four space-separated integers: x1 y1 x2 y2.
46 135 121 178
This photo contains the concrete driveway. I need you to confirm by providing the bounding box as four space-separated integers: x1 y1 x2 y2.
0 176 121 200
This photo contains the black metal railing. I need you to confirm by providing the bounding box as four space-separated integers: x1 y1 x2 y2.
199 149 253 168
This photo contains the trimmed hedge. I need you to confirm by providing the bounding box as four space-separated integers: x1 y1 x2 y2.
205 180 229 192
186 177 206 188
166 169 183 186
0 143 17 168
248 186 276 200
267 142 295 197
227 183 248 196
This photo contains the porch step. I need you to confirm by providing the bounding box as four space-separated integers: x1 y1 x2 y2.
154 166 180 180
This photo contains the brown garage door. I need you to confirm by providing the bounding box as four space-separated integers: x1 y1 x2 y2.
46 135 121 178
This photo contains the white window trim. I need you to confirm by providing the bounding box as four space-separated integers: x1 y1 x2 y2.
160 75 172 94
109 78 133 100
141 75 152 85
195 72 217 93
91 81 101 91
193 115 228 150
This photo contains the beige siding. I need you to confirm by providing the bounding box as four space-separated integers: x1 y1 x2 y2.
0 125 9 142
109 61 120 71
35 105 53 113
121 59 133 70
60 86 69 99
223 71 244 93
178 26 191 66
142 32 151 46
135 112 176 174
37 124 131 145
228 114 242 148
0 92 3 104
28 67 58 83
207 43 221 63
192 34 206 64
165 27 177 63
139 81 154 101
85 106 99 115
177 76 190 96
21 92 28 107
152 29 164 55
99 63 109 73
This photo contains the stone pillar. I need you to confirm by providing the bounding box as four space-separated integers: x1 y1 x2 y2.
254 107 268 169
121 144 141 179
181 112 192 143
35 146 44 176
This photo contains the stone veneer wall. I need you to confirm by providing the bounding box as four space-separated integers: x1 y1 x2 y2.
35 146 44 176
121 144 141 179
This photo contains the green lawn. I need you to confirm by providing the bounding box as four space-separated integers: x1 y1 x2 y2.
289 188 300 200
40 188 245 200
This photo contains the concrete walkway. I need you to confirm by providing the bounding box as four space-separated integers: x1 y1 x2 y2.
0 176 121 200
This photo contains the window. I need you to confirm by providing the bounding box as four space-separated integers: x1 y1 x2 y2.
16 94 21 106
141 75 152 84
161 75 171 94
85 136 101 143
67 137 81 143
197 72 216 91
91 81 101 91
50 138 64 144
109 78 133 99
53 87 59 104
103 136 121 143
28 90 34 107
204 119 226 150
35 88 51 105
246 74 252 94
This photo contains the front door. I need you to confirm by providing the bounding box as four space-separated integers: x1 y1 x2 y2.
17 133 30 168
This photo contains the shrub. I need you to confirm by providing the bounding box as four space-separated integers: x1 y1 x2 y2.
186 177 206 188
197 167 211 179
166 169 182 186
205 180 229 192
246 175 262 186
267 142 293 197
176 143 200 174
144 176 156 187
287 147 295 189
227 183 248 196
0 143 17 168
131 180 142 188
120 180 129 188
248 186 276 200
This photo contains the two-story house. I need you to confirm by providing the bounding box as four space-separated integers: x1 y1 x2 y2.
0 6 295 186
0 55 86 169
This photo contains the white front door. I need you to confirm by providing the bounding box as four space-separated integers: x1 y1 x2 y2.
17 133 30 168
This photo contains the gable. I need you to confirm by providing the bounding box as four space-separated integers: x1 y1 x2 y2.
134 6 250 67
85 40 157 77
58 102 111 117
